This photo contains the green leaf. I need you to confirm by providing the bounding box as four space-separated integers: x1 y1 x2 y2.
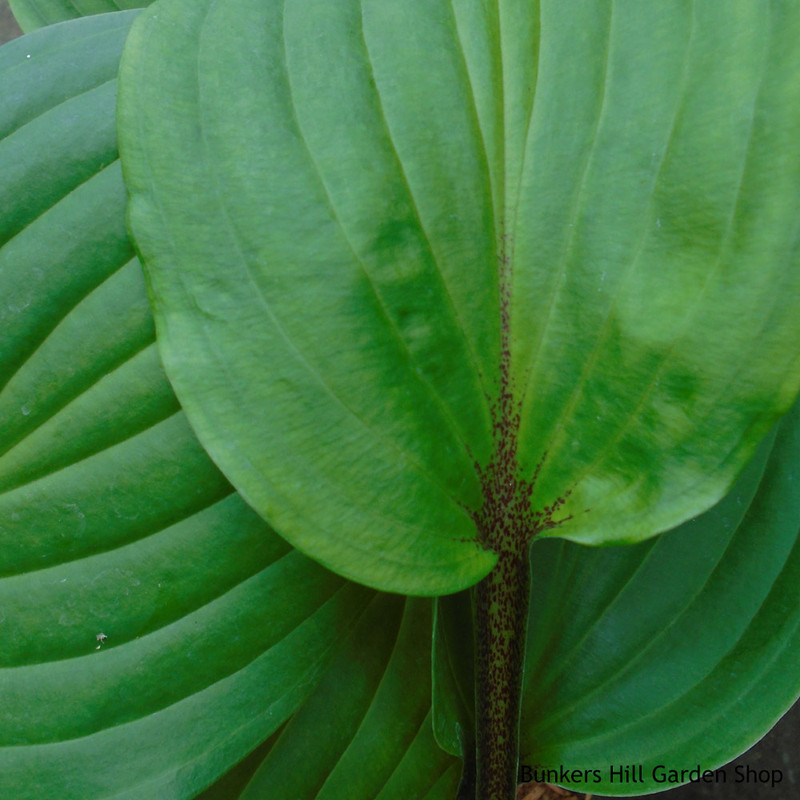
209 598 460 800
519 398 800 794
9 0 147 34
0 15 381 799
193 731 284 800
119 0 800 596
432 592 475 759
429 404 800 794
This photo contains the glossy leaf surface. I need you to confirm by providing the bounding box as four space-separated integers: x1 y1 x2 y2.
120 0 800 595
0 16 379 798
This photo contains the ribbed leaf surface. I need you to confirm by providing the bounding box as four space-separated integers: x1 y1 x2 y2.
0 15 376 798
205 598 461 800
433 402 800 795
519 399 800 794
119 0 800 596
9 0 145 33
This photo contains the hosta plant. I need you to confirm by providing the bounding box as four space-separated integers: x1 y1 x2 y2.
2 3 800 800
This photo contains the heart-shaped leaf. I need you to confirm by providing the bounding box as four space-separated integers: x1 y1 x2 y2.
119 0 800 596
8 9 800 800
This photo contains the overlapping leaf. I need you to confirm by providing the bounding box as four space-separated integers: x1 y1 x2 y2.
119 0 800 596
198 598 461 800
8 0 146 33
520 396 800 795
6 7 800 800
0 15 406 798
433 401 800 795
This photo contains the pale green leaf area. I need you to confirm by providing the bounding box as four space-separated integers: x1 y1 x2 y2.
0 15 432 799
434 398 800 794
9 0 145 33
119 0 800 596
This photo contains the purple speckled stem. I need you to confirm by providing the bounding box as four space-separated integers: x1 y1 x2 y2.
468 229 566 798
475 547 531 800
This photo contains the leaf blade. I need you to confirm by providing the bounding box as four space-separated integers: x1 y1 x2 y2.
0 17 380 798
518 400 800 794
120 0 800 596
119 0 499 594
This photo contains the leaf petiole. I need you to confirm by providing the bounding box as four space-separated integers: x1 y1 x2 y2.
475 545 531 800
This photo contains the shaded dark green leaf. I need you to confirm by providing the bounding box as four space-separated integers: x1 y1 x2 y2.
0 16 377 798
9 0 147 34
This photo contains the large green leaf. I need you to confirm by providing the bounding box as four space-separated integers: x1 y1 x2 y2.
433 400 800 795
0 15 386 798
8 0 146 34
119 0 800 596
